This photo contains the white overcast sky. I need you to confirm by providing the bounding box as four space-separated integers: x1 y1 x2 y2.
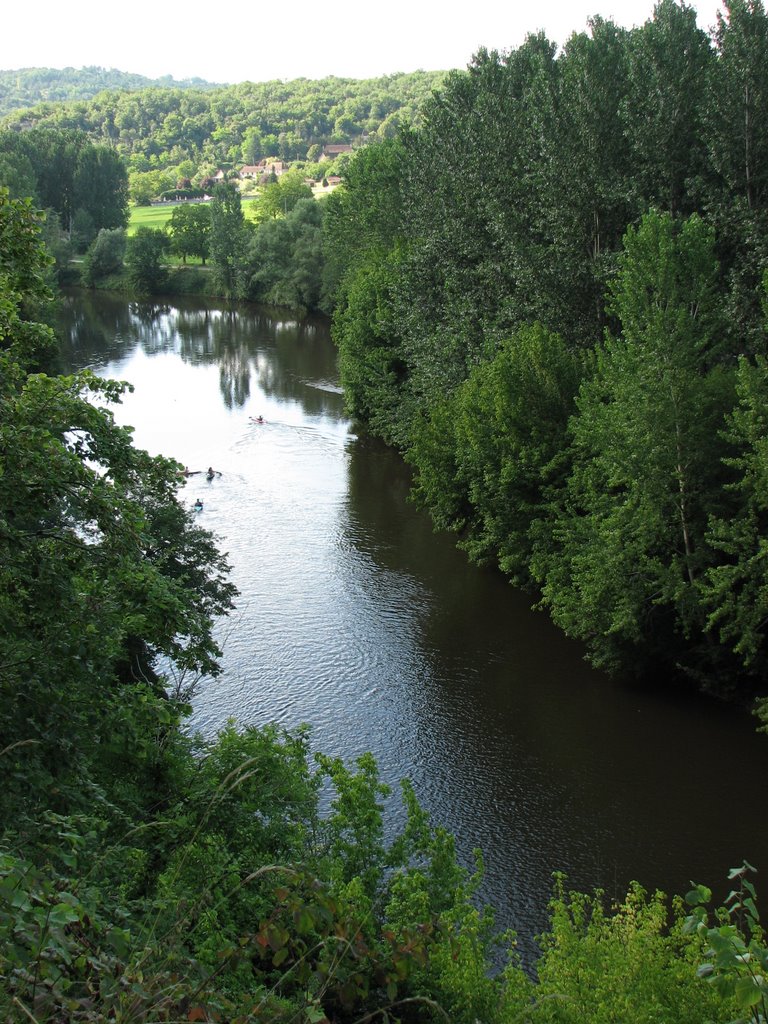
2 0 724 84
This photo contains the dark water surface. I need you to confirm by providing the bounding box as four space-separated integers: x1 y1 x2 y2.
59 291 768 963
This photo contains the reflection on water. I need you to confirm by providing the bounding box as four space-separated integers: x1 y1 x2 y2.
57 292 335 415
59 291 768 965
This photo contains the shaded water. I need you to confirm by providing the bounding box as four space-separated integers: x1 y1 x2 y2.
59 291 768 963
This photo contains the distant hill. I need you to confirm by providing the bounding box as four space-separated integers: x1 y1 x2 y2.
0 66 220 117
0 70 447 185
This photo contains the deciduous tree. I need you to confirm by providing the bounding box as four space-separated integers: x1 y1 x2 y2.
168 202 211 263
209 181 248 298
0 188 236 817
534 211 733 675
125 226 170 293
702 350 768 679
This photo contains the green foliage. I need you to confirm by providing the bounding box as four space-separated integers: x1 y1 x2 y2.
621 0 713 216
125 225 170 293
315 751 389 896
129 167 177 207
535 211 734 676
168 201 211 263
553 17 634 334
254 170 313 223
322 138 406 307
244 197 323 311
81 227 126 286
702 353 768 677
333 246 411 447
409 324 588 585
0 66 219 117
0 189 59 377
685 862 768 1023
707 0 768 212
0 127 128 241
532 876 732 1024
323 3 768 695
0 70 446 175
210 181 249 298
39 208 74 284
0 719 524 1023
1 195 236 822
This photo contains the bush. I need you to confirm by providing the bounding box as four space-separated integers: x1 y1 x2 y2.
81 227 126 286
125 226 170 294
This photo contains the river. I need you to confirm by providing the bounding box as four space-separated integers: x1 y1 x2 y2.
59 290 768 964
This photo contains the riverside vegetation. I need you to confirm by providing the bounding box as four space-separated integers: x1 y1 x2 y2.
3 0 768 1019
6 2 768 698
327 0 768 707
2 184 767 1023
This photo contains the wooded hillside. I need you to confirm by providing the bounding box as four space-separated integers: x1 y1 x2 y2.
0 65 218 117
0 70 446 170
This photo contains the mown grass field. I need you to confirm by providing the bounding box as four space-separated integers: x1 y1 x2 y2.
128 197 262 235
128 204 174 234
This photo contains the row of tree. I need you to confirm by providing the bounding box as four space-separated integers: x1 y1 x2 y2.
325 0 768 702
78 176 328 309
0 125 128 248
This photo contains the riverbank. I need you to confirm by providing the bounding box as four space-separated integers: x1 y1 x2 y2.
64 260 217 298
57 290 768 963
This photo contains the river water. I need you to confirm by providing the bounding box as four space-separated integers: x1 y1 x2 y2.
59 290 768 963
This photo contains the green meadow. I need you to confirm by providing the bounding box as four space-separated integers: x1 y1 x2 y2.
127 204 174 234
128 197 261 235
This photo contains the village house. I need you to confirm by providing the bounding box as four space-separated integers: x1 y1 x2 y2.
319 144 353 161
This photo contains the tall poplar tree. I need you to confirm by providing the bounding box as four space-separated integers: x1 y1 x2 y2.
622 0 713 215
554 17 634 341
210 181 248 298
702 352 768 682
534 211 733 676
704 0 768 353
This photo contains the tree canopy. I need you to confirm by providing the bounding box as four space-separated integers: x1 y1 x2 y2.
325 0 768 699
0 186 235 817
0 126 128 245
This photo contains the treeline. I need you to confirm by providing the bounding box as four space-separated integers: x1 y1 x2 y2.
0 125 129 281
0 65 217 117
0 117 329 307
0 70 446 203
324 0 768 703
74 177 328 309
5 184 765 1024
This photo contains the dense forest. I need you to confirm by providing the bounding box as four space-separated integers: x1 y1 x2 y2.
0 66 219 117
325 0 768 707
